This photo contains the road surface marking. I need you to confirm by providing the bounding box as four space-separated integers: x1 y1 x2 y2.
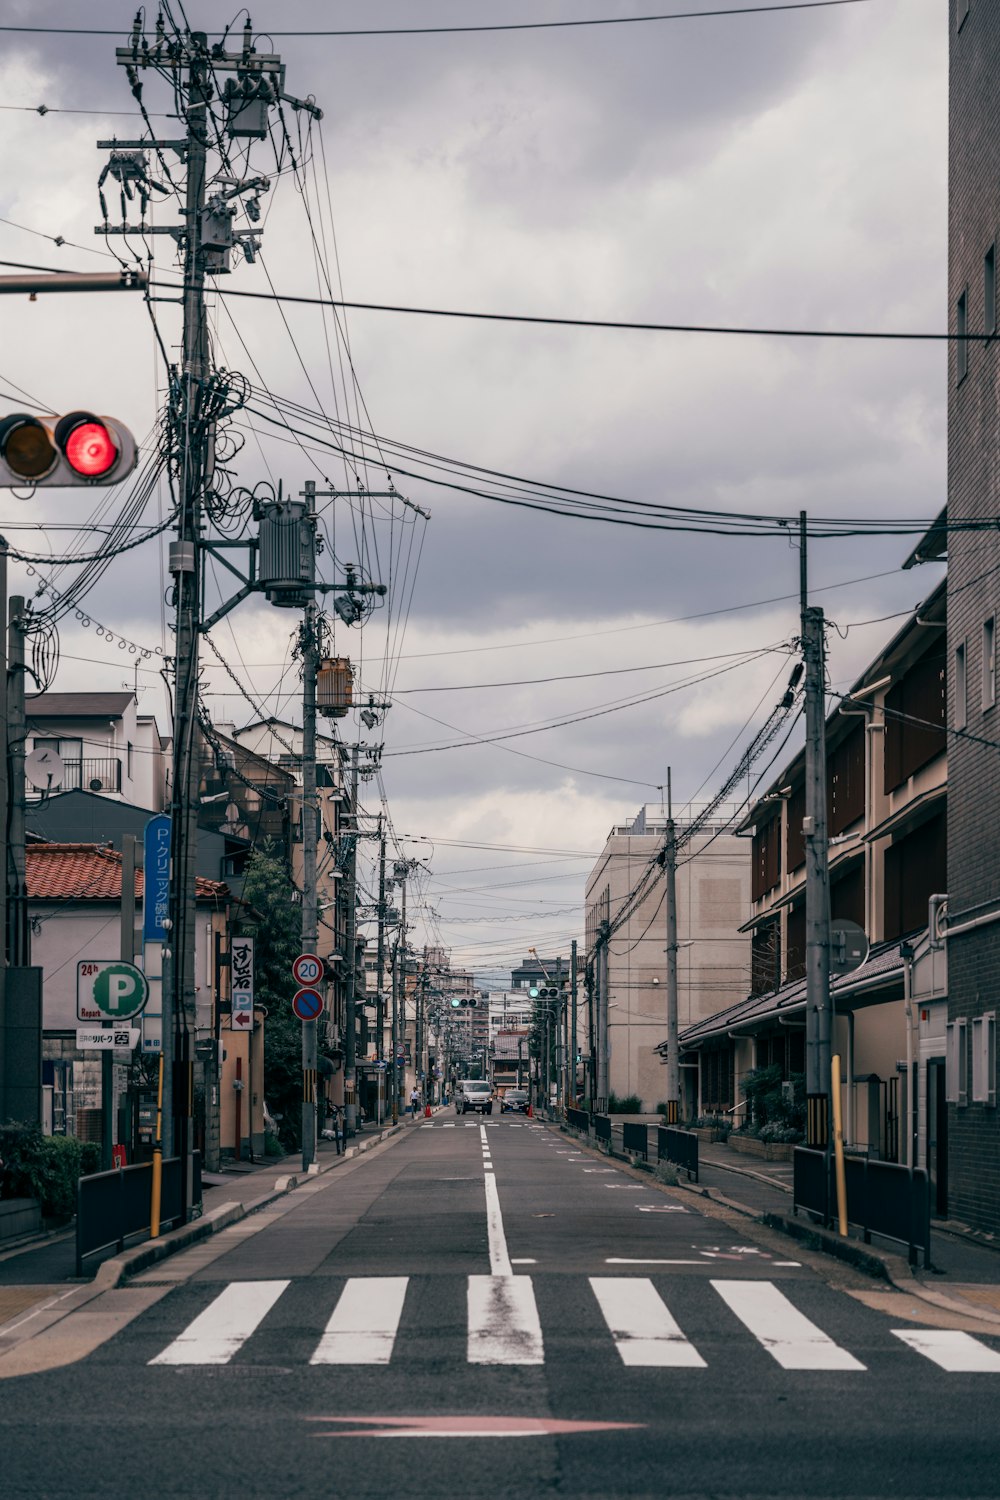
149 1280 289 1366
772 1261 802 1268
637 1205 688 1213
590 1278 706 1368
309 1415 642 1438
605 1258 703 1266
468 1276 544 1365
711 1281 865 1371
891 1329 1000 1372
310 1278 408 1365
510 1258 537 1265
484 1167 512 1275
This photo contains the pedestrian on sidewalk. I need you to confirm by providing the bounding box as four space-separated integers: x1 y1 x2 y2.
410 1086 421 1118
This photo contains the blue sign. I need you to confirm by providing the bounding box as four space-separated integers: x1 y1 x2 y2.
143 814 171 942
292 987 324 1022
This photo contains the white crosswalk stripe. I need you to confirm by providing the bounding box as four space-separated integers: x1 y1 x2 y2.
590 1278 705 1367
311 1277 409 1365
149 1279 289 1366
711 1280 865 1371
145 1276 1000 1375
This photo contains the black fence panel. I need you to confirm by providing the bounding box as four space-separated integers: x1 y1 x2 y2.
657 1127 699 1182
566 1107 590 1133
77 1152 202 1275
793 1147 829 1222
594 1114 612 1143
794 1147 931 1266
622 1122 649 1160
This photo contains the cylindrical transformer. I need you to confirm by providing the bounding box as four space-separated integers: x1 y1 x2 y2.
317 656 353 718
256 499 316 604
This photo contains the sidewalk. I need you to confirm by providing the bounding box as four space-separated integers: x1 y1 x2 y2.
694 1136 1000 1316
0 1108 428 1292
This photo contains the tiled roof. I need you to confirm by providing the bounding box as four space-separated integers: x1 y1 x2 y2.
26 692 134 719
26 843 229 902
669 937 907 1049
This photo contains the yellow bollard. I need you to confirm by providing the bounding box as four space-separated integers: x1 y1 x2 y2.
831 1054 848 1238
150 1054 164 1238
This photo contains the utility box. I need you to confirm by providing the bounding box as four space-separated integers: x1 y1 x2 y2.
317 657 353 718
256 497 316 606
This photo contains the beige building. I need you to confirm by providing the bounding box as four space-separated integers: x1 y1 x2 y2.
585 804 750 1113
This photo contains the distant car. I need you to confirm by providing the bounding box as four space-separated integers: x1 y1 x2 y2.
501 1088 529 1114
456 1080 493 1115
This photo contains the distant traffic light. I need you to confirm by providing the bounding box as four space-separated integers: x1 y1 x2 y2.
528 985 540 998
0 411 137 487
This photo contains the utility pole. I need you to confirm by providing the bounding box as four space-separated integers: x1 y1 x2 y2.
570 938 578 1106
800 511 832 1151
664 769 680 1126
300 594 321 1171
343 745 360 1134
6 597 27 969
596 924 609 1111
390 931 400 1125
376 818 387 1110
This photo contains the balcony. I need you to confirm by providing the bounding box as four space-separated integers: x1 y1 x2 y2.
60 758 122 794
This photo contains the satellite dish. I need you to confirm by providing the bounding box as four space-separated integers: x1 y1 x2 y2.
830 919 869 976
25 747 64 791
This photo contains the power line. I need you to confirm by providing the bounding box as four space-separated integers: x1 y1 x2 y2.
0 4 879 39
188 281 980 346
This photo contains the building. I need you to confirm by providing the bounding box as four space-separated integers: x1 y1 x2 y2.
585 806 750 1113
488 991 533 1036
946 1 1000 1237
671 584 948 1206
25 691 165 810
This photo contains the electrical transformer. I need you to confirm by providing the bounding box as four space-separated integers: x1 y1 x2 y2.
317 657 354 718
255 497 316 606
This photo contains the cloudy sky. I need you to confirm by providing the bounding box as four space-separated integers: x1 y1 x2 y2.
0 0 947 978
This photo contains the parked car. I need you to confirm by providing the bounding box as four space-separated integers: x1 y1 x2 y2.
456 1080 493 1115
501 1088 529 1114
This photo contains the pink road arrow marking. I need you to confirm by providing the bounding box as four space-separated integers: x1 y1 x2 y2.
307 1415 644 1439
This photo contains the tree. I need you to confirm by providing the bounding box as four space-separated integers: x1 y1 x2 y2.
238 841 303 1150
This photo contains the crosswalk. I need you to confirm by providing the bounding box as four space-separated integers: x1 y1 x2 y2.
144 1276 1000 1374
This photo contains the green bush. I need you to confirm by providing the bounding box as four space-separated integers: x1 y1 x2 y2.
739 1065 805 1136
263 1131 284 1158
0 1125 90 1220
607 1092 643 1114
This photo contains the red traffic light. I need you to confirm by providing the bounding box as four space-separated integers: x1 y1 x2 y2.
0 410 136 488
57 413 119 478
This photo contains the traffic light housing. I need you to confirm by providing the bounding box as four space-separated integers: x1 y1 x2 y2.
0 412 138 488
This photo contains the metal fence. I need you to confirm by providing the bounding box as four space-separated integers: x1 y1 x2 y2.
622 1122 649 1160
792 1147 931 1267
76 1153 202 1275
657 1126 699 1182
594 1114 612 1143
566 1107 590 1133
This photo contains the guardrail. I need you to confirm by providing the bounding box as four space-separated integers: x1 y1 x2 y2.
76 1153 202 1275
566 1106 590 1133
594 1114 612 1144
622 1122 649 1160
657 1126 699 1182
792 1147 931 1267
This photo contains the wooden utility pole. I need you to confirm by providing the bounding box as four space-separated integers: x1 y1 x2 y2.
800 511 832 1150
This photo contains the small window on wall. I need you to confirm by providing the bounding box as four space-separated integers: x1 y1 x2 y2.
954 641 967 730
946 1018 968 1106
986 245 997 337
983 617 995 710
957 290 969 383
972 1013 996 1106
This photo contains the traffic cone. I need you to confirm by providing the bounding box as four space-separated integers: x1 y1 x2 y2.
526 1103 533 1118
424 1103 431 1117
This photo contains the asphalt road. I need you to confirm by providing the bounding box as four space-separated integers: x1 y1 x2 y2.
2 1116 1000 1499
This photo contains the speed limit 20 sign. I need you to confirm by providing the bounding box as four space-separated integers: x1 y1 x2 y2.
292 952 323 986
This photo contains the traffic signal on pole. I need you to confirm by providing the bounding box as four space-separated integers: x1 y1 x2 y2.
528 985 540 998
0 412 138 488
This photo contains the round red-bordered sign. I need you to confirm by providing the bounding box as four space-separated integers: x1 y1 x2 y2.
292 952 323 986
292 987 324 1022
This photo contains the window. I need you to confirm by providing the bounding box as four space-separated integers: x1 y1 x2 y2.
972 1013 996 1106
957 289 969 382
127 741 134 778
883 651 946 791
986 246 996 337
946 1018 968 1106
984 617 995 709
954 640 967 730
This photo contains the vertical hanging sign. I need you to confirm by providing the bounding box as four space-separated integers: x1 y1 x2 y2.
231 936 255 1032
142 814 171 942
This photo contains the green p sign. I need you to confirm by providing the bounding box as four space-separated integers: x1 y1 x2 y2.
77 960 150 1022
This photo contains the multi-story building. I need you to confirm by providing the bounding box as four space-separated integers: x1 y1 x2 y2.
946 1 1000 1237
675 584 948 1204
25 691 165 809
585 806 750 1113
